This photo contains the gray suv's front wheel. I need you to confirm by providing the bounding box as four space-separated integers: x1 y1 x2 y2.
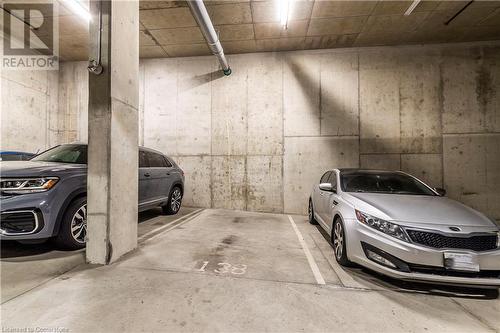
54 196 87 250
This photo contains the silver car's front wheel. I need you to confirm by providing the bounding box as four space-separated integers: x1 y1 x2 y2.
333 221 343 260
332 218 352 266
70 204 87 244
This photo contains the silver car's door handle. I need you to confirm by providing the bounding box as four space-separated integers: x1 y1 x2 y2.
332 200 339 206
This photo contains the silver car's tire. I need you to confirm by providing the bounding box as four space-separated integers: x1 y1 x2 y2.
332 217 352 266
162 186 182 215
308 199 318 225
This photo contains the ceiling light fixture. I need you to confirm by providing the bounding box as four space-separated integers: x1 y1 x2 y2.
62 0 91 21
404 0 421 16
279 0 290 29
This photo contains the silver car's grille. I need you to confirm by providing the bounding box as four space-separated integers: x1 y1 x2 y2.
406 230 498 252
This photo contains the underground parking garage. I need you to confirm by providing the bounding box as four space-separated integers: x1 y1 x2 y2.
1 0 500 331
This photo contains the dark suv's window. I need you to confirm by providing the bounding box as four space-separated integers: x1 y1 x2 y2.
139 151 148 168
147 152 168 168
163 157 172 167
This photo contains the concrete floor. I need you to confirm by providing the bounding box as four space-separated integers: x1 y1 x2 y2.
1 208 499 332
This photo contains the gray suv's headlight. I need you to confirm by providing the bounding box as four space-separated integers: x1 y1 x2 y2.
1 177 59 194
355 210 410 242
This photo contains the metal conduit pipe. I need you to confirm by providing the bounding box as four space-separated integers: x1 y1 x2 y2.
187 0 231 76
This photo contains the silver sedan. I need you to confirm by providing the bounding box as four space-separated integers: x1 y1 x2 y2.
309 169 500 287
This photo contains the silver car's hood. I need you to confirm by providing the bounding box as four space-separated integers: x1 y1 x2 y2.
344 192 496 227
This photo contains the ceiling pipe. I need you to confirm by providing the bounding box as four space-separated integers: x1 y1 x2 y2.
187 0 231 76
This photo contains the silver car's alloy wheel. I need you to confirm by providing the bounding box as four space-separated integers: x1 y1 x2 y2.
333 221 343 260
170 188 182 213
308 201 313 221
71 204 87 244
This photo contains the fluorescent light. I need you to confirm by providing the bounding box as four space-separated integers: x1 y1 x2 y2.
279 0 290 29
404 0 422 16
62 0 91 21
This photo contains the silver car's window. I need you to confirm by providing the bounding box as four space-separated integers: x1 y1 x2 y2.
320 171 331 183
31 144 87 164
328 172 337 189
340 172 435 196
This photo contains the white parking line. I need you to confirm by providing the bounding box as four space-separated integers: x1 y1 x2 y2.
138 209 202 242
288 215 326 285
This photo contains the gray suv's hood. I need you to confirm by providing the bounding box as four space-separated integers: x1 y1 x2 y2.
0 161 87 177
344 192 495 227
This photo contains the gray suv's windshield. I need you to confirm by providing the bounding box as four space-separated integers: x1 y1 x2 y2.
340 172 436 196
32 144 87 164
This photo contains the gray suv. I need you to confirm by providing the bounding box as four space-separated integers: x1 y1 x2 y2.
0 144 184 249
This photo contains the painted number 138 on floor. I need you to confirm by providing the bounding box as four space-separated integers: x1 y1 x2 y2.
197 261 247 275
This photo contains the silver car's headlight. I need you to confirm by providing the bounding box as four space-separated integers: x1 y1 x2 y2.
1 177 59 194
355 210 410 243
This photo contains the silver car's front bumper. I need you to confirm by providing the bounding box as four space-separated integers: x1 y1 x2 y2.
345 218 500 287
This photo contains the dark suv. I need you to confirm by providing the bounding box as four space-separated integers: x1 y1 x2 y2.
0 144 184 249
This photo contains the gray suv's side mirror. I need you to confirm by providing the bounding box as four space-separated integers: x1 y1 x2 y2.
434 187 446 196
319 183 336 193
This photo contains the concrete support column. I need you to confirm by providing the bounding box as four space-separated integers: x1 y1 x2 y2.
86 0 139 264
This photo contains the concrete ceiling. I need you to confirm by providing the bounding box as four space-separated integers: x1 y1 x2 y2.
41 0 500 61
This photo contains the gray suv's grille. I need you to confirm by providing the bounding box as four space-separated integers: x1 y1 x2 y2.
1 211 38 234
406 230 498 252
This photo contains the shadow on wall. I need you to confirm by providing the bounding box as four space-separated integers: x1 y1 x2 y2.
286 57 359 215
287 54 444 166
179 70 225 92
287 57 408 161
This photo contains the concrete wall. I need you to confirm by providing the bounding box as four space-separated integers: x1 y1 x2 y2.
4 42 499 220
148 43 500 220
0 62 87 152
1 69 59 152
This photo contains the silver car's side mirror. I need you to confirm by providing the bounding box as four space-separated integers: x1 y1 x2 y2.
319 183 335 193
434 187 446 196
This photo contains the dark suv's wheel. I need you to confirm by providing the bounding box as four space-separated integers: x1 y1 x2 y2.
54 196 87 250
308 199 318 225
332 217 352 266
162 186 182 215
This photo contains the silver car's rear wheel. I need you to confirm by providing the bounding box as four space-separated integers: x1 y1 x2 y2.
308 199 318 225
70 204 87 244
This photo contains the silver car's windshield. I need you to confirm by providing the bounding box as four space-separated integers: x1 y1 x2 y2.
340 172 436 196
32 144 87 164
